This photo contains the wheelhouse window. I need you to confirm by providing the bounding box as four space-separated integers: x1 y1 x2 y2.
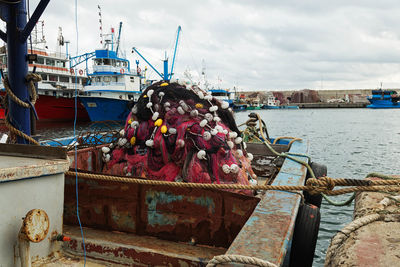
48 75 58 82
59 76 69 83
36 57 45 65
41 74 48 81
46 58 55 66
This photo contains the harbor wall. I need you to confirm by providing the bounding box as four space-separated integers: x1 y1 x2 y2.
325 178 400 266
238 89 374 106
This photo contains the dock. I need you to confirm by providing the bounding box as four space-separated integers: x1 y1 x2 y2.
295 102 367 109
325 176 400 266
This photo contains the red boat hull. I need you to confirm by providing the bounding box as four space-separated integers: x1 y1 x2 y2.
0 94 89 122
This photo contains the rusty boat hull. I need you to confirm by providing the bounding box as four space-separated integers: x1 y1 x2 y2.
56 139 312 266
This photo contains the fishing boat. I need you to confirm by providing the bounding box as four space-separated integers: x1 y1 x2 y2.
0 26 90 122
22 83 322 266
208 87 234 106
366 89 400 108
78 22 143 122
262 95 299 109
0 3 322 266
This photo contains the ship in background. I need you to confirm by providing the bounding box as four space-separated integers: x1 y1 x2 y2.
0 22 89 122
367 89 400 108
77 20 143 122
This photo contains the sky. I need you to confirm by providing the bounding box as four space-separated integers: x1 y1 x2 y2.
18 1 400 91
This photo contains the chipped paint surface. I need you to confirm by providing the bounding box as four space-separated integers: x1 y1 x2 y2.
63 142 308 265
63 225 225 266
145 190 216 227
0 155 69 183
226 141 308 266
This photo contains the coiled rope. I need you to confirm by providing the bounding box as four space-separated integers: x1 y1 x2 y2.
3 73 41 145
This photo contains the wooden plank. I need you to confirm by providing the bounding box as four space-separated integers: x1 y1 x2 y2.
0 143 67 159
226 140 308 266
246 143 289 156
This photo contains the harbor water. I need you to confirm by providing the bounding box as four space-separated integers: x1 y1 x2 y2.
2 108 399 266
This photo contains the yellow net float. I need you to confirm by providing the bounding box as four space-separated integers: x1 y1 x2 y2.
154 119 163 127
195 103 203 109
130 136 136 145
160 125 168 134
160 82 169 87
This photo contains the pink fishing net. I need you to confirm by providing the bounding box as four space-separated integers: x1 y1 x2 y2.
102 81 257 195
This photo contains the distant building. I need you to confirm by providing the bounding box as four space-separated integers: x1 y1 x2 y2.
291 89 320 103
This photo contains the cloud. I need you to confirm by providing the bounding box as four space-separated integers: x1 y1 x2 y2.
7 1 400 90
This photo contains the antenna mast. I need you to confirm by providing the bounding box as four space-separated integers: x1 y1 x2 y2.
98 5 104 47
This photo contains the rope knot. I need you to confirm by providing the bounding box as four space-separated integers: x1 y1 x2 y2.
26 73 42 83
306 176 335 195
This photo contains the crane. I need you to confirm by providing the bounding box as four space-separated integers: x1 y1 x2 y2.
132 26 181 81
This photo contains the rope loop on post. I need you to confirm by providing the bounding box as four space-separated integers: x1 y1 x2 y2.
2 73 42 145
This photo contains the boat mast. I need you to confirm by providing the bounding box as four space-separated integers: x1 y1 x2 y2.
0 0 50 144
98 5 104 47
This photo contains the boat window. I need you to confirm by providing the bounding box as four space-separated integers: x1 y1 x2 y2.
130 77 134 82
103 76 111 83
63 92 68 97
82 77 89 85
111 59 116 67
36 57 44 65
123 62 128 67
41 74 48 80
59 76 69 83
116 61 121 67
113 76 118 82
45 91 49 95
48 75 58 82
46 58 55 66
55 60 63 67
96 77 101 82
103 59 110 65
128 94 134 100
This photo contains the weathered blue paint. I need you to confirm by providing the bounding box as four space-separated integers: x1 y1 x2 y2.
226 140 308 266
145 190 184 226
188 196 215 213
145 190 216 227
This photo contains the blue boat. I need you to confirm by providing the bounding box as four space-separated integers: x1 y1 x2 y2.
367 89 400 108
78 24 143 121
209 88 234 106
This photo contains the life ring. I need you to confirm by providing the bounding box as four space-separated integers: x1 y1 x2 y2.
137 67 141 74
120 68 125 74
79 69 84 75
70 68 74 74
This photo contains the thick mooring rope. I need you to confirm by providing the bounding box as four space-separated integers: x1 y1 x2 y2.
206 254 277 267
65 171 400 196
3 73 41 144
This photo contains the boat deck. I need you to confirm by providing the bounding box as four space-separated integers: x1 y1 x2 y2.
62 225 226 266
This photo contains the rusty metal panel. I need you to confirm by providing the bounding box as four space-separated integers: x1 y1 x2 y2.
67 145 103 172
139 185 259 247
226 140 308 266
64 176 139 233
64 169 259 248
